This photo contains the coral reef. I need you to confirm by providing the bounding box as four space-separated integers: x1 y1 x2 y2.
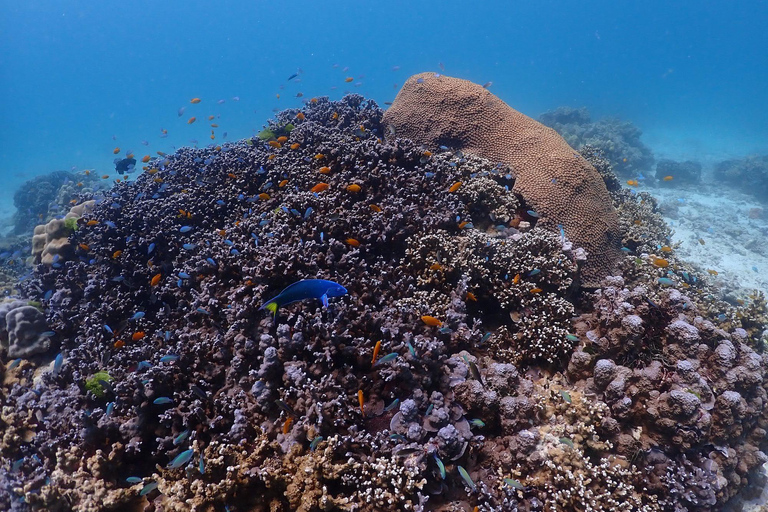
12 171 77 235
31 201 95 265
0 299 49 358
1 89 767 512
382 73 622 287
539 106 655 178
655 159 702 185
714 155 768 203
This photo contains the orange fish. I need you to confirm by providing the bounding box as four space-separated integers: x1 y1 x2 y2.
147 168 158 174
311 183 329 193
268 141 282 148
277 136 288 143
156 151 167 156
77 182 84 187
314 153 325 160
358 389 365 416
458 221 470 229
429 263 443 271
188 117 196 124
652 257 669 268
112 250 122 259
332 112 339 120
282 416 293 434
126 153 134 159
150 273 162 286
208 115 215 121
466 291 477 302
513 274 521 284
345 77 354 83
626 179 639 187
78 243 90 251
423 150 432 157
371 340 381 365
190 98 201 104
153 177 163 183
449 181 462 193
660 246 672 252
421 315 442 327
318 166 331 174
142 155 150 163
663 176 674 181
113 147 121 154
113 339 125 349
310 97 318 104
369 204 382 213
346 238 361 247
83 170 91 175
530 287 543 294
102 175 110 179
210 132 215 140
218 229 226 236
707 269 719 276
132 331 146 341
278 179 288 187
258 193 270 200
86 220 99 226
296 112 305 121
211 123 219 128
346 184 361 193
268 154 277 160
290 143 300 150
228 173 237 179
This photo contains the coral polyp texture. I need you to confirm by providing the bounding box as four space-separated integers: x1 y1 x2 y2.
0 89 767 512
382 73 622 287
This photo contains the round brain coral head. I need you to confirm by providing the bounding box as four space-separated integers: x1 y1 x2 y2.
383 73 622 286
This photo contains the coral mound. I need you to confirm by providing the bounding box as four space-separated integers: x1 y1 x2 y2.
1 94 767 512
383 73 622 286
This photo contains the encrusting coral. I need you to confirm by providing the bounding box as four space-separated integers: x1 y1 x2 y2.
1 80 767 512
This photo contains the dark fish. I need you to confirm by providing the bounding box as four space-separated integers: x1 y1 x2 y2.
275 399 297 417
287 72 299 81
469 361 484 386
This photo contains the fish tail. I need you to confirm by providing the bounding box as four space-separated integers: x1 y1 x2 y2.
262 301 278 317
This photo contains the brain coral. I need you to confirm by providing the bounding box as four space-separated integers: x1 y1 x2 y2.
382 72 622 286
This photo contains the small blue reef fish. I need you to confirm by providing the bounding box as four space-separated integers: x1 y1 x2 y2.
168 449 194 469
458 465 476 491
260 279 347 316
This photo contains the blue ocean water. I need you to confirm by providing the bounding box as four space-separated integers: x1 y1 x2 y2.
1 0 767 215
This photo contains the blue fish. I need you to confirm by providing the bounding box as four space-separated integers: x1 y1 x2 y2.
106 402 115 416
153 397 173 405
126 476 142 484
199 454 205 474
260 279 347 316
179 226 193 233
131 312 145 320
174 429 190 446
160 355 179 364
178 272 190 279
43 290 53 301
148 243 155 255
9 358 22 370
182 243 197 250
139 482 158 495
53 353 64 375
137 361 152 370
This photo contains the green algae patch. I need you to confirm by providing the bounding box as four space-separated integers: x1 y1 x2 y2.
85 371 113 398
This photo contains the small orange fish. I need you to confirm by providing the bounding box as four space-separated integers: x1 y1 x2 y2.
633 220 642 226
113 147 120 154
626 179 639 187
332 112 339 120
207 115 215 121
277 136 288 143
115 178 122 183
291 143 300 150
345 77 354 82
78 243 90 251
83 169 91 175
423 150 432 157
663 176 674 181
113 339 125 349
310 97 318 104
188 117 196 124
211 123 219 128
112 250 122 259
102 174 110 179
141 155 151 163
429 263 443 271
190 98 201 103
449 181 462 193
652 257 669 268
76 182 84 187
156 151 167 156
150 273 162 286
660 246 672 252
466 291 477 302
276 94 280 100
153 177 163 183
513 274 520 284
210 132 215 140
707 269 719 276
346 238 361 247
318 166 331 174
268 141 282 148
314 153 325 160
372 340 382 365
530 287 543 294
147 168 158 174
369 204 382 213
346 184 361 193
458 221 470 229
228 173 237 179
278 179 288 187
311 182 329 193
218 229 226 236
268 154 277 160
282 416 293 434
296 112 305 121
421 315 442 327
132 331 146 341
358 389 365 416
86 220 99 226
259 193 270 200
126 153 134 159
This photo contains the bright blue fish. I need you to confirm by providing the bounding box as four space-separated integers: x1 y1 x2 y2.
374 352 398 366
139 481 158 495
9 358 22 370
53 353 63 375
148 243 155 255
106 402 115 416
160 354 179 363
178 272 190 279
260 279 347 316
198 454 205 474
174 429 190 445
153 397 173 405
104 324 113 334
182 243 197 250
168 449 194 469
126 476 142 484
179 226 193 233
131 312 145 320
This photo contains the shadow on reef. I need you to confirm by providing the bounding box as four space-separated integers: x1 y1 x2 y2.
0 86 767 512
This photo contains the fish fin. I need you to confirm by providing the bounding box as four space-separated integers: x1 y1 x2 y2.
321 294 329 308
262 301 278 317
